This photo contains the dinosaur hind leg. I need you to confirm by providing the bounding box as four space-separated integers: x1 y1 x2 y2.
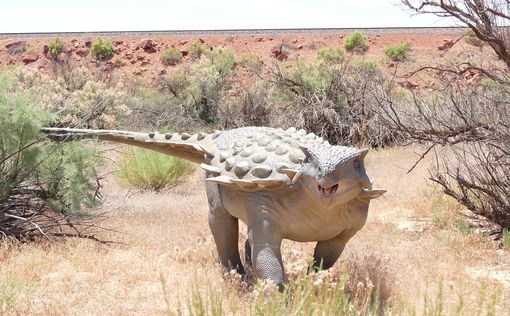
206 182 244 275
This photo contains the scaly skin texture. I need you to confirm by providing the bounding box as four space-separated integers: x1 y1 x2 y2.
42 126 386 290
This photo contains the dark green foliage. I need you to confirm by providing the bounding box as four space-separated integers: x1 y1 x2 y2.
36 141 99 213
384 42 411 61
0 72 101 238
0 74 52 202
344 32 369 53
91 39 114 60
48 38 64 58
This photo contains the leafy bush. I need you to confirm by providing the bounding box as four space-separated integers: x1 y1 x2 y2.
384 42 411 61
48 38 64 58
117 147 193 191
344 32 369 53
207 47 236 76
0 71 101 239
91 39 114 60
160 47 182 66
188 39 206 59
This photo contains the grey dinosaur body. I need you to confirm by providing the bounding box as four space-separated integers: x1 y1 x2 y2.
43 126 385 289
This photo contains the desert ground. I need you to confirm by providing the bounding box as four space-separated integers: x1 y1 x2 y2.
1 145 509 314
1 29 509 315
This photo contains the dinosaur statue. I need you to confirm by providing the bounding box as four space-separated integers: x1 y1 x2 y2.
42 126 385 290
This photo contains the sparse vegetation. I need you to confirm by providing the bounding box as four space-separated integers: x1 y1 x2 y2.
317 47 344 64
384 42 411 61
48 38 64 58
160 47 183 66
188 39 206 59
464 29 484 47
344 31 369 53
91 38 114 60
117 147 193 191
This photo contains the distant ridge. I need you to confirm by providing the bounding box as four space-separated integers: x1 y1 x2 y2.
0 27 465 39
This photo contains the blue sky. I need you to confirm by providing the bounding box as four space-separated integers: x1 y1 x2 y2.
0 0 453 33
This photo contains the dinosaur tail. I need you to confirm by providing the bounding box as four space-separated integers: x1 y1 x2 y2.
41 127 216 164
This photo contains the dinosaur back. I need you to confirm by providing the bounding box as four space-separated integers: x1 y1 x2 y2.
204 127 329 191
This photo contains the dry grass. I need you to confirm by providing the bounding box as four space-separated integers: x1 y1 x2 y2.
1 146 509 315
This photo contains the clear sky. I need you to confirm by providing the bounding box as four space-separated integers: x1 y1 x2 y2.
0 0 454 33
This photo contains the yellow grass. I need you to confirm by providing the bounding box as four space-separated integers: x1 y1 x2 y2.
1 146 509 315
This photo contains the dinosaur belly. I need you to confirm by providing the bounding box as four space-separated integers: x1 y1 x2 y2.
283 212 351 242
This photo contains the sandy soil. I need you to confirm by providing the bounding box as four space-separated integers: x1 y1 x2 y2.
1 146 508 315
0 30 502 88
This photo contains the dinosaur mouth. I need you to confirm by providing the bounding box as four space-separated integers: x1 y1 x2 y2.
318 184 338 198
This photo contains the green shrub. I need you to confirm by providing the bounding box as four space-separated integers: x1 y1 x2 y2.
0 71 101 238
207 47 236 76
160 47 183 65
48 38 64 58
344 32 369 53
117 147 193 191
502 228 510 249
384 42 411 62
317 47 344 65
456 219 471 235
91 39 114 60
188 39 206 59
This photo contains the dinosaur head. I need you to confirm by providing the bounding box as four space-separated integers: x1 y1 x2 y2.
299 145 377 207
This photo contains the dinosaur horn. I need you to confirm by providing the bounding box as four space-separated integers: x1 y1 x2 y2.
41 127 213 164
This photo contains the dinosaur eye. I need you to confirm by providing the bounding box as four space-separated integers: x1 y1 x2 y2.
354 159 360 169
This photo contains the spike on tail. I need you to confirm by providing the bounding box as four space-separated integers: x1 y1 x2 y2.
41 127 214 164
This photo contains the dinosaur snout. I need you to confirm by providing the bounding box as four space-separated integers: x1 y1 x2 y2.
318 184 338 198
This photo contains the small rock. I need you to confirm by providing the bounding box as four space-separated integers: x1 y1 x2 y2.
76 48 89 57
5 40 27 54
297 44 303 49
179 40 188 45
398 80 419 89
256 37 264 42
43 45 49 55
85 40 92 48
139 39 156 53
114 40 124 45
22 52 39 64
141 60 151 66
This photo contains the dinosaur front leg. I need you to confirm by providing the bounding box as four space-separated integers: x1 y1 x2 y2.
248 216 285 291
206 183 244 275
312 229 358 271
